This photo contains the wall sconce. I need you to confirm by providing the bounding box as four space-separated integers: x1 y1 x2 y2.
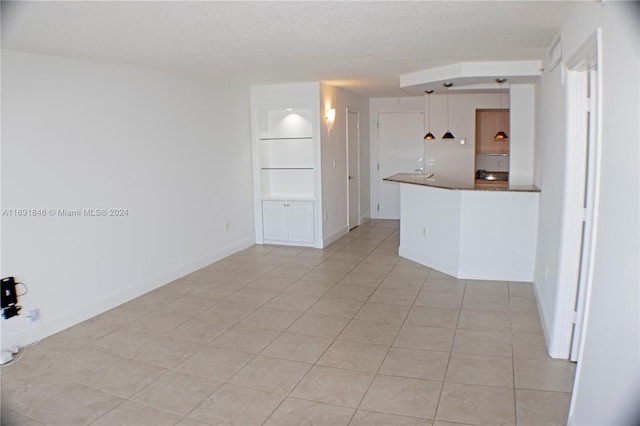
325 108 336 131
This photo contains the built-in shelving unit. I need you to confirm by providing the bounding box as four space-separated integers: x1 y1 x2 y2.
253 106 318 246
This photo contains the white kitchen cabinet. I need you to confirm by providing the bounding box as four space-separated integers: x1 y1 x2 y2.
262 200 314 243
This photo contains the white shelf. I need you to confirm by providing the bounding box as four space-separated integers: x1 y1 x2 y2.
257 108 313 139
256 107 315 199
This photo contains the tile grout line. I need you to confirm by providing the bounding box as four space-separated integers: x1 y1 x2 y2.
345 230 441 425
260 222 396 425
430 271 467 424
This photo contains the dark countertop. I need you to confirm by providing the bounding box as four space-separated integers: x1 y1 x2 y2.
384 173 541 193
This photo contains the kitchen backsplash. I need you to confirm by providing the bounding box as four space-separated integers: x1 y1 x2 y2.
476 153 509 171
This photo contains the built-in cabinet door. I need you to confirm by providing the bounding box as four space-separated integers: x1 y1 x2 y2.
288 202 315 242
262 201 289 241
262 200 314 243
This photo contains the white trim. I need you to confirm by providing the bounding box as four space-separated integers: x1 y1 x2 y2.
399 246 457 277
548 67 588 358
399 245 534 282
548 29 603 360
1 237 254 350
346 108 361 230
567 28 604 422
322 225 349 248
547 33 563 72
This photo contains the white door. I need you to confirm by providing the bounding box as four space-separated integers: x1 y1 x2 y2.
262 201 288 241
378 112 424 219
347 109 360 230
288 201 315 242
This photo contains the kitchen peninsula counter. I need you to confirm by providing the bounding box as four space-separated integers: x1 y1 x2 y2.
384 173 540 192
385 173 540 281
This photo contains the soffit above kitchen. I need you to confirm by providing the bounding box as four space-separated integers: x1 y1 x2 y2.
1 1 575 98
400 60 543 94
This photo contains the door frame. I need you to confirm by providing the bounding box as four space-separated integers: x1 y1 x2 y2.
346 108 361 230
550 29 603 362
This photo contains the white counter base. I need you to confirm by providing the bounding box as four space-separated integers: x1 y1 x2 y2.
398 183 539 282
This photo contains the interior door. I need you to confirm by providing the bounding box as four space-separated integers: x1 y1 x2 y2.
347 110 360 230
378 112 424 219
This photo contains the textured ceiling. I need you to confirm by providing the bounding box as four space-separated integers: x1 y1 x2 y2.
1 1 575 97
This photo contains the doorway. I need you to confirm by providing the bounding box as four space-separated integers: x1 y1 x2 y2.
377 112 424 219
347 109 360 230
552 29 602 363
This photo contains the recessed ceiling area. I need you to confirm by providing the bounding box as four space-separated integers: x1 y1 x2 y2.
1 1 575 98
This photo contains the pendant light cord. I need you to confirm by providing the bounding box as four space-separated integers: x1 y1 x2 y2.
446 88 450 131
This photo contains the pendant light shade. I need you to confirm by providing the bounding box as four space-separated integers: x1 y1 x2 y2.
442 83 455 140
494 131 508 140
494 78 509 141
424 90 435 140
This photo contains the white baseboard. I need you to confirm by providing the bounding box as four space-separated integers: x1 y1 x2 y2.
1 237 255 350
456 266 533 282
532 279 551 343
399 246 458 277
322 225 349 248
399 245 533 281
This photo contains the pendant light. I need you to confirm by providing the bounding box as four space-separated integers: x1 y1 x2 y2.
494 78 509 140
423 90 435 140
442 83 455 140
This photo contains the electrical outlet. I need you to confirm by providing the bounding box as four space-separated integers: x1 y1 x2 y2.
25 308 39 324
324 212 328 222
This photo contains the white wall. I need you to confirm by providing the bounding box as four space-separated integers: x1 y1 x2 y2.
534 2 640 424
532 63 566 343
369 97 424 218
566 2 640 424
319 83 370 243
1 50 255 348
509 84 535 185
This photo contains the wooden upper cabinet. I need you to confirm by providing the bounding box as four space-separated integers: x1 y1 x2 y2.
475 109 510 154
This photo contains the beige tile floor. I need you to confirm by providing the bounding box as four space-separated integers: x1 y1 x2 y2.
1 220 575 426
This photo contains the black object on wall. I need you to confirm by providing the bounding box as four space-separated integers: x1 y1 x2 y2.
1 277 20 319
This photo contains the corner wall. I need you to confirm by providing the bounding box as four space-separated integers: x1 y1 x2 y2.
319 83 370 244
1 50 255 348
533 2 639 424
